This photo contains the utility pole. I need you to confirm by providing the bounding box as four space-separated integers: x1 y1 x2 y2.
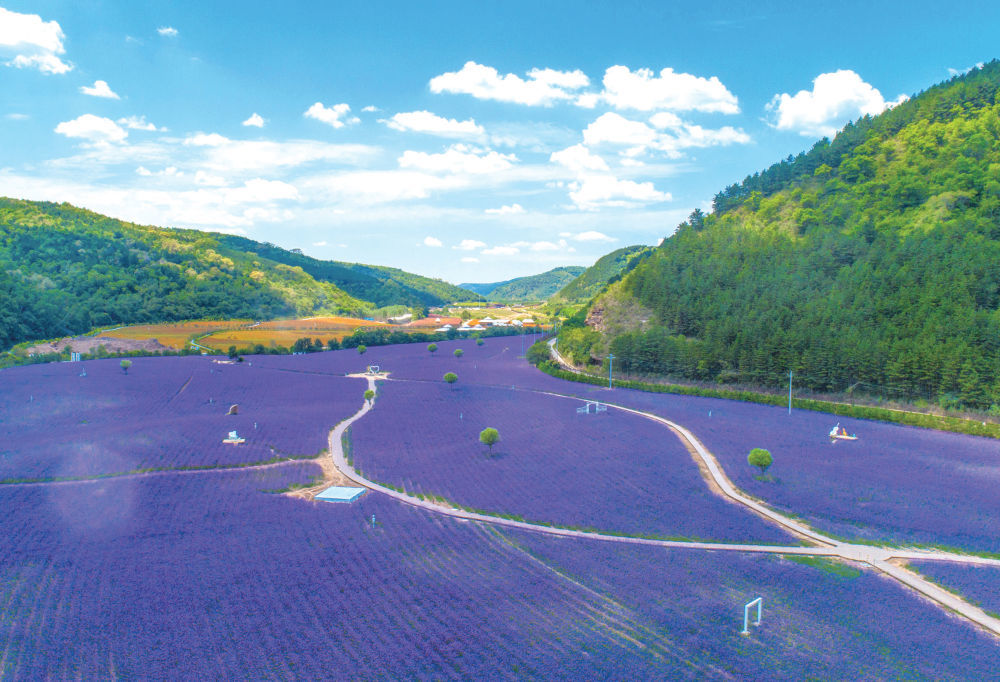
608 353 615 389
788 370 793 415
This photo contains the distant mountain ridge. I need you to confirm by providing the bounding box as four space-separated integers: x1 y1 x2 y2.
461 266 586 301
549 245 650 305
0 198 474 350
563 60 1000 409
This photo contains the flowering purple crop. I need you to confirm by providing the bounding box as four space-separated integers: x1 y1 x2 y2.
351 379 793 543
2 463 997 678
0 357 365 480
599 389 1000 552
908 561 1000 616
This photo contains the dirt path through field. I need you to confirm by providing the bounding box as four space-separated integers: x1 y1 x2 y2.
329 373 1000 639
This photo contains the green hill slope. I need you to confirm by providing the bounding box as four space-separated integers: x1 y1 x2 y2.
216 235 478 307
564 60 1000 409
461 266 585 301
0 199 466 350
550 246 651 304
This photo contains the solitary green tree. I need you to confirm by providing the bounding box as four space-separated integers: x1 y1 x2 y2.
454 349 464 359
119 359 132 374
428 343 438 355
444 372 457 387
364 389 375 404
748 448 773 476
228 345 238 359
479 427 500 454
358 345 367 355
476 338 484 346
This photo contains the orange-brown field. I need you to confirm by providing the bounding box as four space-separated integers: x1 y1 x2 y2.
101 320 252 350
198 328 362 351
253 316 389 331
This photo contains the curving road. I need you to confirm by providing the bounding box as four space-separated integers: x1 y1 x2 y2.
331 372 1000 639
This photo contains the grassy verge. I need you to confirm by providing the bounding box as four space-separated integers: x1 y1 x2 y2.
537 360 1000 440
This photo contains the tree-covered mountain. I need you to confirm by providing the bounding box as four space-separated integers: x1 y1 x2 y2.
561 60 1000 410
216 235 478 307
461 266 586 301
0 199 465 350
549 245 651 304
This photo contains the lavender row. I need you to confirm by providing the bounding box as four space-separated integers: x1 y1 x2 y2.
0 357 365 479
351 379 794 543
907 561 1000 617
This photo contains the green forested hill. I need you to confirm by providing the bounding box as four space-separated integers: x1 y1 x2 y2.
461 266 586 301
550 245 651 304
564 60 1000 409
0 199 463 350
216 235 478 307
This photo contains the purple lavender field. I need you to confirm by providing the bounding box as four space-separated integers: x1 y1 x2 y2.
0 357 365 480
602 389 1000 552
908 561 1000 617
3 462 997 679
351 379 794 542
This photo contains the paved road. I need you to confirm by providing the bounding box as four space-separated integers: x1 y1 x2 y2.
331 372 1000 638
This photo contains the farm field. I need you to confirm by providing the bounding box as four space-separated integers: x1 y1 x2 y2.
3 339 1000 676
99 320 252 350
351 380 795 542
0 356 365 480
908 561 1000 617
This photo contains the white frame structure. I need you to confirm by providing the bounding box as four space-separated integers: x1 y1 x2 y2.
367 365 381 374
576 401 608 415
741 597 763 635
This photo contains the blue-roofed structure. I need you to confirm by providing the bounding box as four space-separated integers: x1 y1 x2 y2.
316 486 367 503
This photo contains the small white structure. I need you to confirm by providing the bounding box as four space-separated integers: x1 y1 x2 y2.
367 365 381 374
576 401 608 415
741 597 763 635
222 430 245 445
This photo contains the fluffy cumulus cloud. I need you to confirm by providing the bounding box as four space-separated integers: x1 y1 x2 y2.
55 114 128 144
242 113 265 128
482 245 519 256
569 176 670 210
384 110 484 137
398 144 514 175
304 102 359 129
80 80 119 99
767 69 908 137
582 112 748 158
157 26 178 37
598 66 739 113
117 115 163 132
568 230 616 242
182 133 376 173
430 61 589 106
304 170 466 204
423 236 443 247
550 144 610 172
484 204 524 215
454 239 487 250
0 7 72 74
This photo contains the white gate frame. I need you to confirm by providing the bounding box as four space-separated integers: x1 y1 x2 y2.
741 597 763 635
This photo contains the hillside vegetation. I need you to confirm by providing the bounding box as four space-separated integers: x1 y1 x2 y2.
461 266 585 301
550 245 651 304
563 60 1000 410
0 199 463 350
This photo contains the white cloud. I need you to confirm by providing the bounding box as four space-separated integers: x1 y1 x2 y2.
570 230 617 242
305 170 465 204
581 111 749 158
597 66 739 113
430 61 589 106
482 245 519 256
55 114 127 144
242 113 265 128
948 62 985 77
385 110 484 137
569 175 671 210
157 27 178 37
194 170 226 186
304 102 359 129
184 132 229 147
484 203 524 215
181 135 375 173
423 236 443 247
461 257 479 263
583 112 658 148
6 113 29 120
0 7 72 74
528 240 566 251
550 144 610 172
767 69 907 137
117 115 163 131
399 144 514 174
361 105 380 113
454 239 487 250
313 240 328 247
80 80 119 99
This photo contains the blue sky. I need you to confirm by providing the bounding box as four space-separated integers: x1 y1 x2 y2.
1 1 997 283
